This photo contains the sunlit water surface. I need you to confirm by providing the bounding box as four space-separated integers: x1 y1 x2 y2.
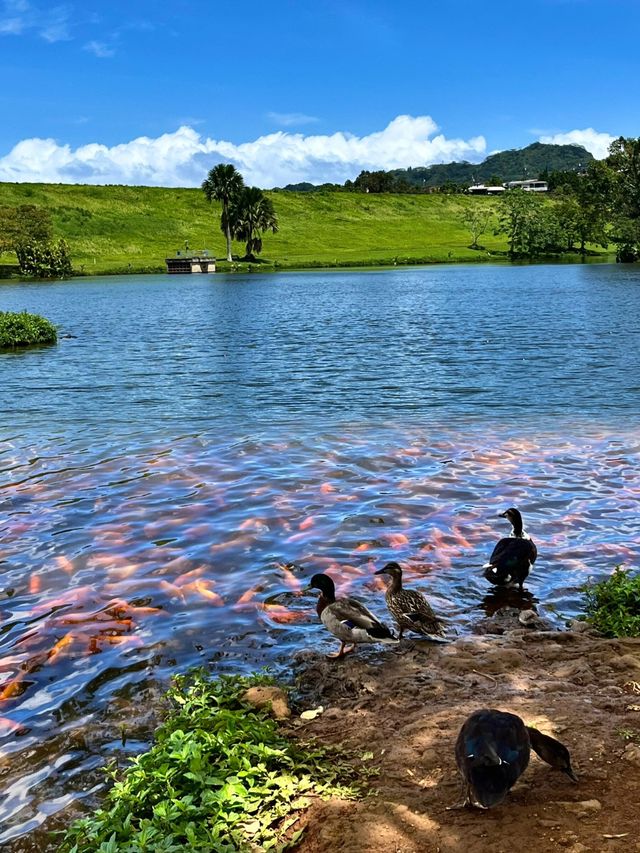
1 263 640 845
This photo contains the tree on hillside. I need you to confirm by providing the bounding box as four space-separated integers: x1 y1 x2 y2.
495 188 560 257
459 203 493 249
606 136 640 261
0 204 53 254
201 163 245 261
228 187 278 261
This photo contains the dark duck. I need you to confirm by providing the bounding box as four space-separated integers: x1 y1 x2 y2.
483 507 537 589
309 573 398 658
453 709 577 809
374 561 446 642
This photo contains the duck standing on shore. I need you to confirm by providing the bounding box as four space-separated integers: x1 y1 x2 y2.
309 573 398 658
483 507 537 589
374 561 446 642
452 709 577 809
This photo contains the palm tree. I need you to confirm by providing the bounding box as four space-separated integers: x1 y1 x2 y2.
201 164 245 262
228 187 278 261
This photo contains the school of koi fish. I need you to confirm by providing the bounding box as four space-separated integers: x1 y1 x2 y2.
1 422 640 842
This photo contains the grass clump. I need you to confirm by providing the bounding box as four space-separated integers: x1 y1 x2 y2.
617 727 640 744
582 567 640 637
0 310 57 349
61 671 365 852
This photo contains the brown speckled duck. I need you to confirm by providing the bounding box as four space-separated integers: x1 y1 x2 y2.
374 561 446 642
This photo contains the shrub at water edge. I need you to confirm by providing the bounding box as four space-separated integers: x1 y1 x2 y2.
61 671 366 852
0 311 58 349
582 567 640 637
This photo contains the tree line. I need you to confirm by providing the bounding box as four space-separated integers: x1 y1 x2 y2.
488 137 640 262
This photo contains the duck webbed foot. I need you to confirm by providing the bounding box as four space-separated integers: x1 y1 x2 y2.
446 798 472 810
326 642 355 659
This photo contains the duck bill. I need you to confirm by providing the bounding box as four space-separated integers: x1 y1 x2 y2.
374 568 387 575
564 767 579 783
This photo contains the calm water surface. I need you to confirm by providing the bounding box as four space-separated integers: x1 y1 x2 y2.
1 263 640 845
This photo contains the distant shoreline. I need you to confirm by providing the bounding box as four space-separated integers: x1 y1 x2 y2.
0 183 614 279
1 251 614 283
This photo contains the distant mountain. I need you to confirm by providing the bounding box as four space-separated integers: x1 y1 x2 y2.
389 142 594 188
276 142 594 191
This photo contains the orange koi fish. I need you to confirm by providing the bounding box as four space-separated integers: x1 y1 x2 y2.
190 580 224 606
31 586 94 615
210 535 254 553
183 524 214 540
47 632 76 663
158 579 186 600
451 526 473 550
386 532 409 548
0 716 25 735
261 604 306 624
174 565 208 586
234 586 261 608
239 517 268 531
0 675 25 702
55 556 75 574
285 529 317 544
278 565 302 592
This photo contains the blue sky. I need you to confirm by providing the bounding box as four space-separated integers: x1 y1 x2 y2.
1 0 638 186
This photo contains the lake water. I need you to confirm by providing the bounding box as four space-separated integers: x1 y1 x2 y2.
1 263 640 846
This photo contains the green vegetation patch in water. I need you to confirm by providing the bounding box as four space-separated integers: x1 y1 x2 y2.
61 671 365 852
582 567 640 637
0 310 57 349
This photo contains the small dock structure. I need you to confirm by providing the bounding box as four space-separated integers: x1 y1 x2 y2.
165 248 216 274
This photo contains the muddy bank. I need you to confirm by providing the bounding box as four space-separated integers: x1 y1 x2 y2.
290 618 640 853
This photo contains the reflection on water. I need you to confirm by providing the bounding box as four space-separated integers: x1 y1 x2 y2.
1 262 640 844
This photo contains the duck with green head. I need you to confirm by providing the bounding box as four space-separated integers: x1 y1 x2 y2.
309 573 398 658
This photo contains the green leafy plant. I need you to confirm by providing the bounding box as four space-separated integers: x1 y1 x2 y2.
616 727 640 743
61 671 365 852
0 311 58 349
582 567 640 637
16 237 73 278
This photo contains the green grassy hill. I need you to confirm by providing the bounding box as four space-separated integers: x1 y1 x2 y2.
0 182 608 276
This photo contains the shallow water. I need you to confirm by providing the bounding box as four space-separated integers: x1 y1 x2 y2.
1 263 640 844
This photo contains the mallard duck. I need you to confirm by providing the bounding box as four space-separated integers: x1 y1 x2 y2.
374 561 446 641
452 709 577 809
483 507 537 589
309 573 398 658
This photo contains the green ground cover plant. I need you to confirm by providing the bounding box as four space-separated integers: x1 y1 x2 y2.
61 671 366 852
0 310 57 348
582 567 640 637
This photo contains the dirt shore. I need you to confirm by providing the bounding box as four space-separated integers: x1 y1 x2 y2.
290 617 640 853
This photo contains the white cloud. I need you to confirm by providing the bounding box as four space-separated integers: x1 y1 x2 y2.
84 39 114 57
0 0 28 33
538 128 617 160
267 112 320 127
0 0 71 42
0 115 488 188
